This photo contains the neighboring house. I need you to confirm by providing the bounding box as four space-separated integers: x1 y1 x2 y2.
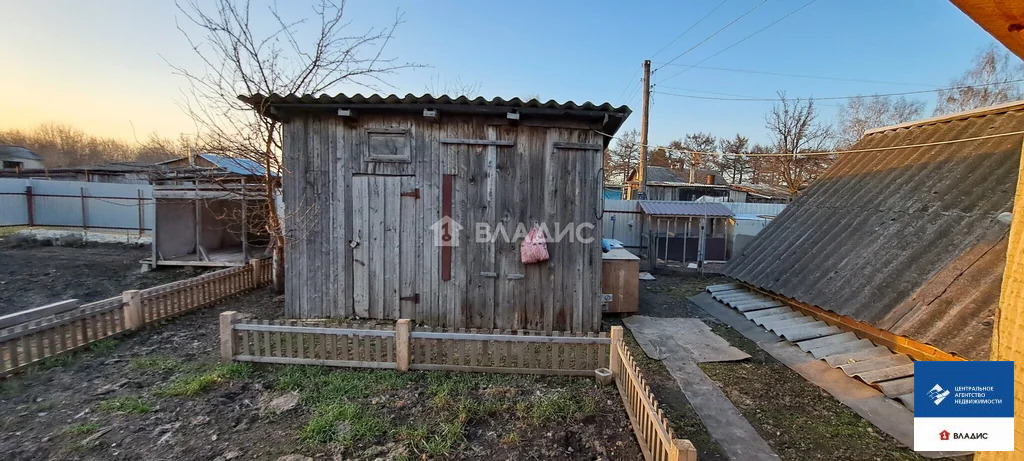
603 184 624 200
625 165 729 201
0 145 44 171
147 155 274 270
725 101 1024 361
727 183 791 204
241 93 630 332
158 153 271 176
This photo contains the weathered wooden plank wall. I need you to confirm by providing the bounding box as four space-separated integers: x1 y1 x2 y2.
283 113 604 332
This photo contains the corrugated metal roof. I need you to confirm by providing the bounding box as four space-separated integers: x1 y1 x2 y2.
638 201 733 217
198 154 270 177
240 93 632 136
724 102 1024 361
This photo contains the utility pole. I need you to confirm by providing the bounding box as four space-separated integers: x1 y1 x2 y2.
638 59 651 199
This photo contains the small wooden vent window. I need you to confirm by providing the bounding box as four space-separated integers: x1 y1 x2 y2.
366 128 411 163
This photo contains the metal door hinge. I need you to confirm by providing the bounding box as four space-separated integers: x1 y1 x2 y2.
400 293 420 303
400 188 421 199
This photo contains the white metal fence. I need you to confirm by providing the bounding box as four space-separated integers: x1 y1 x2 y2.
0 178 154 233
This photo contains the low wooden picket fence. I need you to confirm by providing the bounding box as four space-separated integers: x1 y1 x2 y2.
221 316 609 375
220 317 696 460
610 327 697 461
0 259 271 376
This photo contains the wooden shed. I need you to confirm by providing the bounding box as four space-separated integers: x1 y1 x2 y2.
242 94 630 332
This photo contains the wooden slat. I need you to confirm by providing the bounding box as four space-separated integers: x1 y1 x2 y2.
235 355 397 369
408 363 594 376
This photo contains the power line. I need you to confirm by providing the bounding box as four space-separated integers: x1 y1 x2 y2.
595 128 1024 158
653 78 1024 102
656 86 844 108
650 63 939 87
617 64 643 100
661 0 820 83
650 0 729 59
657 0 768 70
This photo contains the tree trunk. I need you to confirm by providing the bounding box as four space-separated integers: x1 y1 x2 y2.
272 237 285 293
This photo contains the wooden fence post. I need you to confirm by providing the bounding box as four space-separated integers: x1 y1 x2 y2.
669 439 697 461
25 185 34 226
250 259 263 287
396 319 411 372
220 311 242 362
609 326 623 377
122 290 143 330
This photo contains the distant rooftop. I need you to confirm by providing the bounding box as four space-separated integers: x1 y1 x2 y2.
0 145 42 161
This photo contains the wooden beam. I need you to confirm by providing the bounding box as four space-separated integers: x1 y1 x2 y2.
233 323 396 337
743 283 966 362
951 0 1024 59
439 138 514 146
409 331 610 344
553 142 603 150
0 300 80 330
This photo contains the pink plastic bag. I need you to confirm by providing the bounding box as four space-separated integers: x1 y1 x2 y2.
520 225 549 264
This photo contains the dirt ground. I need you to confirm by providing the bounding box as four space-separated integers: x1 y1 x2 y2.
628 271 969 461
0 237 196 314
0 287 642 461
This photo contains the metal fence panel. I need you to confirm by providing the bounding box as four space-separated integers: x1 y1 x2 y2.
0 178 154 233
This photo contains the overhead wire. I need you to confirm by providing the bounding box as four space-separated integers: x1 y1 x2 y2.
657 0 768 70
650 0 729 59
594 128 1024 158
617 64 643 101
650 63 939 87
653 78 1024 102
660 0 820 83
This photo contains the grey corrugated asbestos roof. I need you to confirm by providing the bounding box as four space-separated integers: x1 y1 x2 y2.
240 93 631 137
723 101 1024 360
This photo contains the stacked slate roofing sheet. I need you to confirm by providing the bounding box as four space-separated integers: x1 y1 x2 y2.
724 102 1024 361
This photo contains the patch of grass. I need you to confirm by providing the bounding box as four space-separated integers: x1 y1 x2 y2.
39 354 74 370
275 366 414 405
500 430 521 446
666 274 732 298
420 420 465 457
0 378 23 396
527 388 598 423
0 226 29 238
154 363 253 397
300 401 392 446
131 356 183 372
64 422 101 436
98 396 151 414
87 339 119 355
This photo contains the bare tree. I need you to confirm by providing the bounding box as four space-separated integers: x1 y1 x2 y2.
0 123 184 167
603 128 640 183
764 92 834 196
172 0 420 291
424 74 481 97
836 95 925 148
666 132 717 181
934 44 1024 116
718 134 751 184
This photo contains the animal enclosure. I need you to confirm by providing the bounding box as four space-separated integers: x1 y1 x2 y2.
244 94 631 332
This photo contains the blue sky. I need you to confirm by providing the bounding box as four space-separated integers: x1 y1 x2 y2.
0 0 1001 145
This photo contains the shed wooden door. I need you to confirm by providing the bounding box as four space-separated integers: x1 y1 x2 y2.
351 175 420 320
